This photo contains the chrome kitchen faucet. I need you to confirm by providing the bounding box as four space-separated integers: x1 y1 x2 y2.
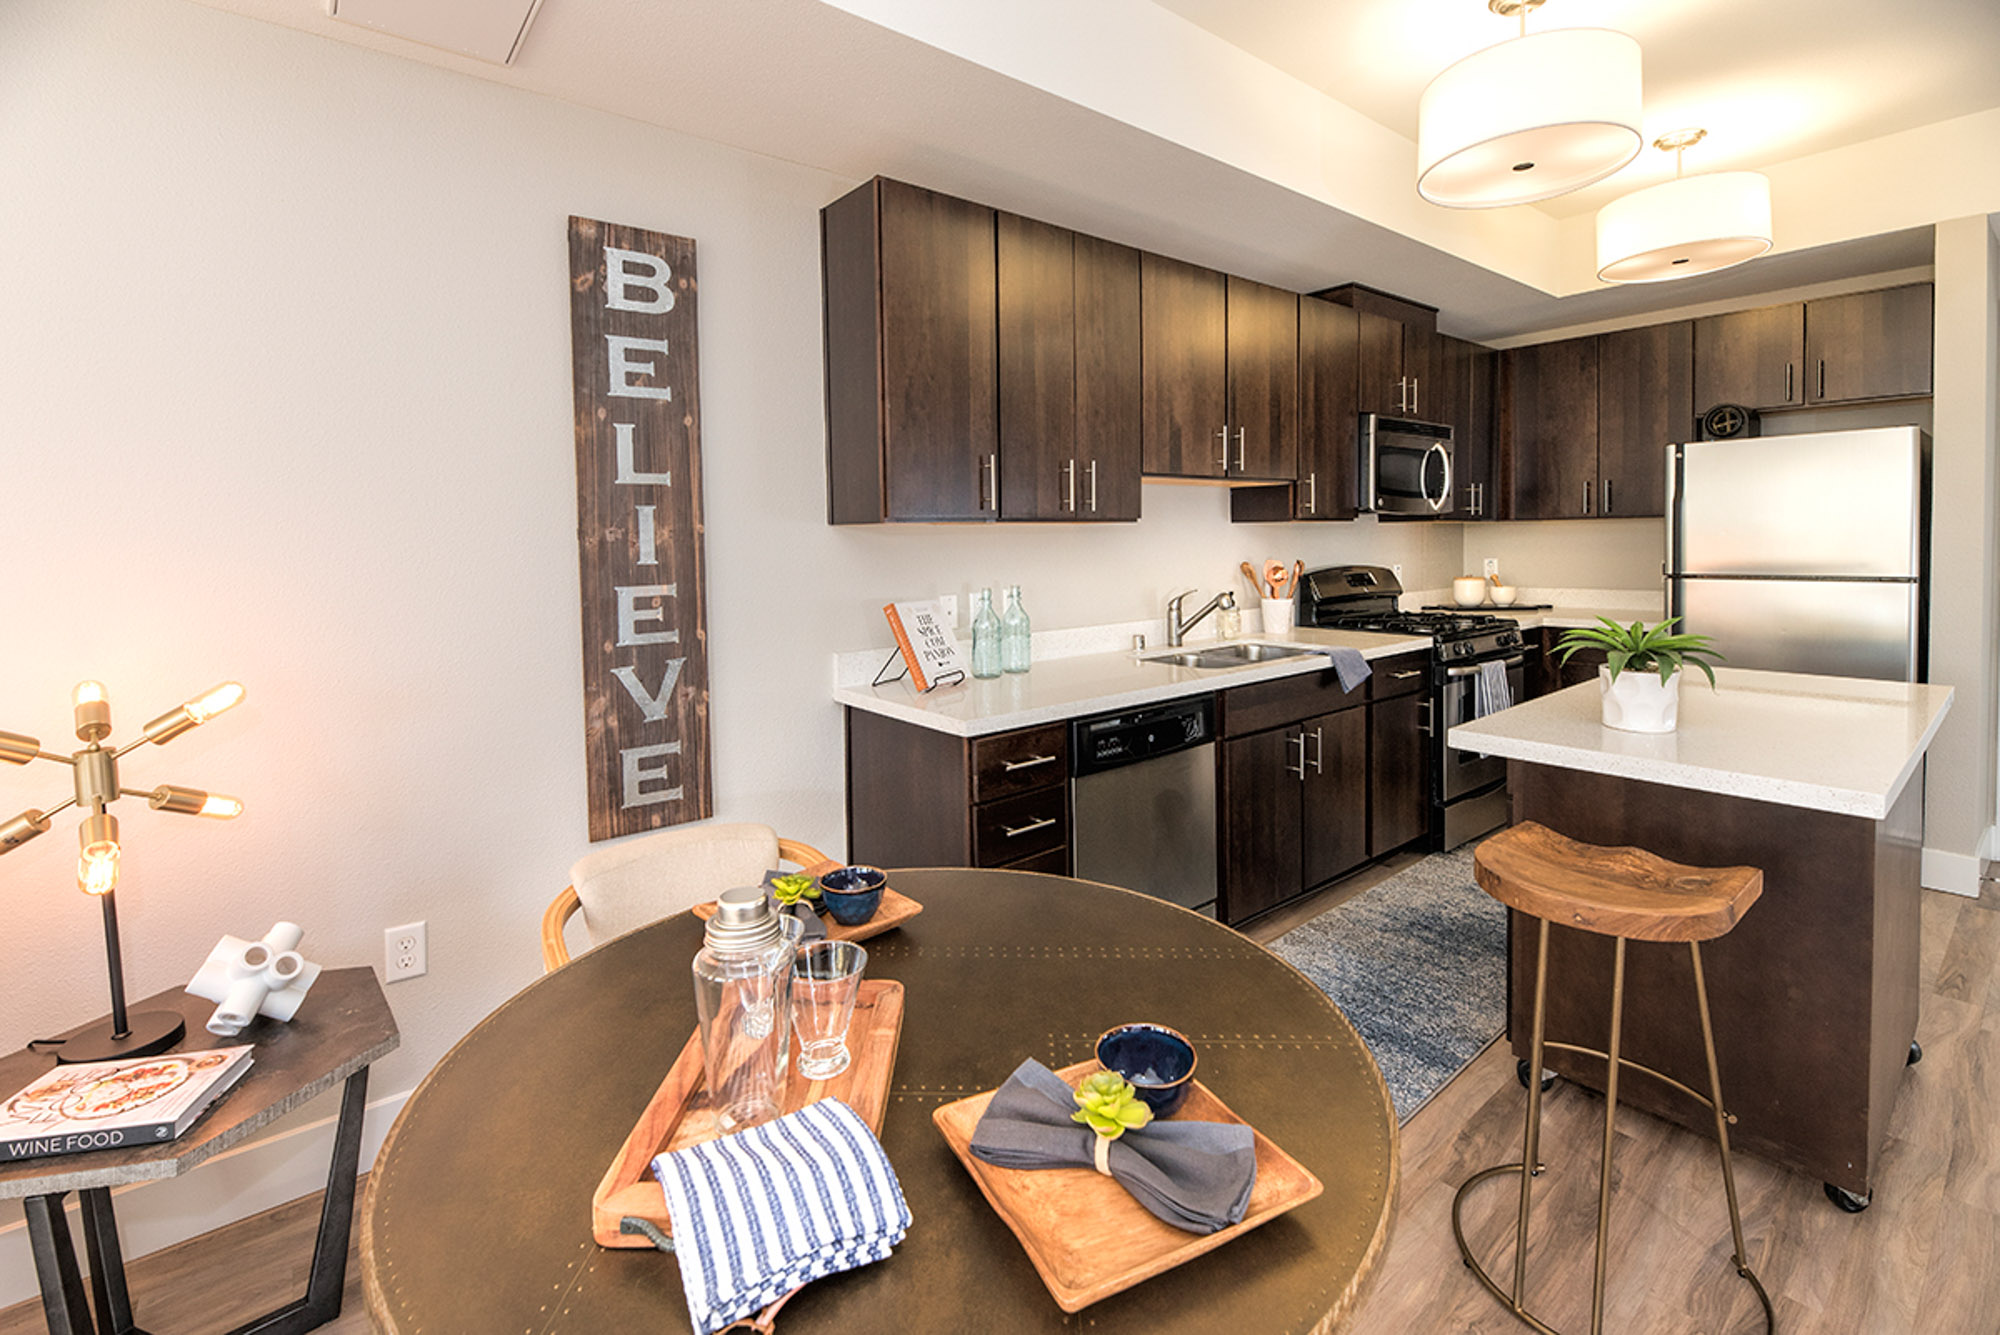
1165 589 1235 646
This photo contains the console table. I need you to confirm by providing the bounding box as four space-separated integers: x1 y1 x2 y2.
0 968 398 1335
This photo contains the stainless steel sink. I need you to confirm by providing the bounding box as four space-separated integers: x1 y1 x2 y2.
1140 643 1319 671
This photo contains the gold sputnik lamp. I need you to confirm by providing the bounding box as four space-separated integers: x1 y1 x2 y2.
2 680 245 1063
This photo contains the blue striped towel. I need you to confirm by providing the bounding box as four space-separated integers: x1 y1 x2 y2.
652 1099 910 1334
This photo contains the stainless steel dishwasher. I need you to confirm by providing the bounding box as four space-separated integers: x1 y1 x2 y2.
1070 695 1217 917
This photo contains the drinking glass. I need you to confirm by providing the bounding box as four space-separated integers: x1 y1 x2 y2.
791 941 867 1079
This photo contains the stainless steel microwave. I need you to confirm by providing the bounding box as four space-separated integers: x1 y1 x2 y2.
1360 414 1455 516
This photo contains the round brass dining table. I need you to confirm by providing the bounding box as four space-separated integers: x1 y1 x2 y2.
361 868 1397 1334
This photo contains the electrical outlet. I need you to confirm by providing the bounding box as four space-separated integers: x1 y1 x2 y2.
385 922 427 982
937 593 959 632
1484 558 1500 577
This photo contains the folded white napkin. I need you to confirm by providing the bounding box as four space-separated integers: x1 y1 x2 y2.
652 1099 910 1333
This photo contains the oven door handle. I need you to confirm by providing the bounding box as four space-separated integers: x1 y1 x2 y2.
1445 652 1527 679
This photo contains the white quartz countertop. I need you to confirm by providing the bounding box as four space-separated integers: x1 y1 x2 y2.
1448 667 1954 819
833 627 1429 738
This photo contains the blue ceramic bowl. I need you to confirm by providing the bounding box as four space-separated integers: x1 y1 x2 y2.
816 865 887 927
1095 1023 1198 1117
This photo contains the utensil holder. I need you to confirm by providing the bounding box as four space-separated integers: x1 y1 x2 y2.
1261 597 1294 633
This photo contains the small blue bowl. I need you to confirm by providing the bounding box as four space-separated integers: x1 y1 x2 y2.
1095 1023 1198 1117
816 865 887 927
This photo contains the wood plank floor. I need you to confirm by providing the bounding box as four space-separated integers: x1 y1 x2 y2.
2 869 1992 1334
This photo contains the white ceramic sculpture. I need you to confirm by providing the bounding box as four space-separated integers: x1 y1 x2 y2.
185 921 324 1037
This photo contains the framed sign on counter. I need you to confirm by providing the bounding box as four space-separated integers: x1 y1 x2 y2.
567 216 711 841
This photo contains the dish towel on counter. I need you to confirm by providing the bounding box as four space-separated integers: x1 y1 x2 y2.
651 1099 910 1334
1304 646 1373 693
967 1058 1256 1233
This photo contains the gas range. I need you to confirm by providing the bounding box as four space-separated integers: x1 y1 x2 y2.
1298 563 1533 852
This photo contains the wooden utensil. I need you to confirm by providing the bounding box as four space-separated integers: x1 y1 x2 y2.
1264 560 1287 597
1293 560 1304 593
1240 561 1262 595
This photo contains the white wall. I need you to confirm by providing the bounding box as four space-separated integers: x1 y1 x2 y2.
0 0 1470 1297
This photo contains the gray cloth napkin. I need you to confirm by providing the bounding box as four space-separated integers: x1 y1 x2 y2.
968 1059 1257 1234
1306 646 1373 692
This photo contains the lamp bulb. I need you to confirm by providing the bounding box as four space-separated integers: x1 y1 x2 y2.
78 841 120 896
199 793 245 820
186 682 245 723
72 681 108 707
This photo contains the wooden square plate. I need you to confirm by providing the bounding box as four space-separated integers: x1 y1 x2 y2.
591 979 905 1248
931 1059 1323 1312
692 886 922 943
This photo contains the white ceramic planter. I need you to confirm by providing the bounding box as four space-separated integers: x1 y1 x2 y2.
1599 665 1681 733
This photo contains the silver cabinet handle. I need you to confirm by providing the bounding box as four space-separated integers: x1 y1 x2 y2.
1001 815 1057 838
1307 726 1324 774
1087 459 1098 513
1583 481 1592 516
1305 471 1317 515
1818 359 1826 400
1001 754 1057 772
984 453 998 512
1785 362 1794 402
1216 426 1230 469
1418 700 1434 738
1390 669 1424 679
1286 731 1307 780
1478 481 1487 516
1235 426 1246 473
1410 377 1418 414
1603 478 1613 514
1062 458 1075 513
1397 376 1409 413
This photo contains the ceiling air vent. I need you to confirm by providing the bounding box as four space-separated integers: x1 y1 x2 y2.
326 0 546 66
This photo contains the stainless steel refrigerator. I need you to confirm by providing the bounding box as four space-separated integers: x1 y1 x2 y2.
1666 426 1929 682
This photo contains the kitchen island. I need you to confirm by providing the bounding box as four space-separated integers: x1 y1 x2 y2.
1449 668 1953 1203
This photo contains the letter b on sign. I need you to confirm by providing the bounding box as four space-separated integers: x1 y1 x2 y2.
605 247 676 314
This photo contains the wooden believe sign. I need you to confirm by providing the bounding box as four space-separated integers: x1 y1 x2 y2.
567 217 711 841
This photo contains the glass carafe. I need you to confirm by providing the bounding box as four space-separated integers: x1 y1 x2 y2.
971 588 1002 679
1000 585 1031 673
692 885 804 1133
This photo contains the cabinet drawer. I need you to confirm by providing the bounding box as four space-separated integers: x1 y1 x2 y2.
999 845 1069 876
970 723 1068 803
973 787 1069 867
1368 652 1429 701
1220 668 1366 738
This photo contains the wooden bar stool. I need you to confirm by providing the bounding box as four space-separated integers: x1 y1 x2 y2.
1454 821 1776 1335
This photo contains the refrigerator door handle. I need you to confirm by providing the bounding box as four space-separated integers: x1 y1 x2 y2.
1664 443 1682 620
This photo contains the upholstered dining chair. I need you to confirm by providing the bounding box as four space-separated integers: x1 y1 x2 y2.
540 822 838 972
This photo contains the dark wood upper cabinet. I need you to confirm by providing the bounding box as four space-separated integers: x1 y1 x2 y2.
1141 253 1229 479
1224 276 1299 481
1072 233 1144 520
1355 309 1405 417
1502 335 1599 520
1439 335 1496 520
1694 302 1805 413
997 217 1141 521
997 212 1075 521
823 177 997 524
1231 294 1355 523
1400 325 1444 422
1596 320 1691 519
1807 284 1933 404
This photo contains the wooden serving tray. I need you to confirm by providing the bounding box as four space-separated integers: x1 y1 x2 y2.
932 1059 1323 1313
591 979 906 1248
692 887 923 943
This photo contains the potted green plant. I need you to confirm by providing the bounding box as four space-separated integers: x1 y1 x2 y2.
1553 617 1724 734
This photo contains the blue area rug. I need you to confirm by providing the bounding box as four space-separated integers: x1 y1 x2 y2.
1268 849 1507 1122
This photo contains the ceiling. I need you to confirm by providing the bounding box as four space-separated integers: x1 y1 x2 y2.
1154 0 2000 218
181 0 1994 341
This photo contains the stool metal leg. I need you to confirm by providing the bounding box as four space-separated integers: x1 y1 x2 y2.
1512 916 1553 1307
1591 937 1627 1335
1690 941 1776 1328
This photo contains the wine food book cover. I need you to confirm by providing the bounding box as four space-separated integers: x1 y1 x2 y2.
0 1047 255 1163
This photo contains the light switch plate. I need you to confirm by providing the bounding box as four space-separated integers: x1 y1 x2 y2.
936 593 959 631
1484 558 1500 577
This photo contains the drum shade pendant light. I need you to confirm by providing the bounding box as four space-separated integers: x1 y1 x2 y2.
1596 129 1773 283
1418 0 1643 209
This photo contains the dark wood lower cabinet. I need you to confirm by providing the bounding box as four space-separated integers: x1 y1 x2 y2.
846 710 1070 874
1220 726 1305 923
1368 691 1429 854
1299 709 1368 889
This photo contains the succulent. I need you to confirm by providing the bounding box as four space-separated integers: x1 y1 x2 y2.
768 873 820 906
1071 1070 1154 1140
1554 616 1725 687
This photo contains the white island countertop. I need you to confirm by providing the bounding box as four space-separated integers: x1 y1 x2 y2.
1449 668 1954 820
833 627 1428 738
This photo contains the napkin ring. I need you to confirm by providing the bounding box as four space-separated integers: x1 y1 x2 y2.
1092 1135 1113 1177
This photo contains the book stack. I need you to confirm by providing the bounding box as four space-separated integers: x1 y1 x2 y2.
0 1047 255 1163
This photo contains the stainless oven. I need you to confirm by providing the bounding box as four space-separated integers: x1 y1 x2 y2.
1361 414 1455 516
1432 648 1532 849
